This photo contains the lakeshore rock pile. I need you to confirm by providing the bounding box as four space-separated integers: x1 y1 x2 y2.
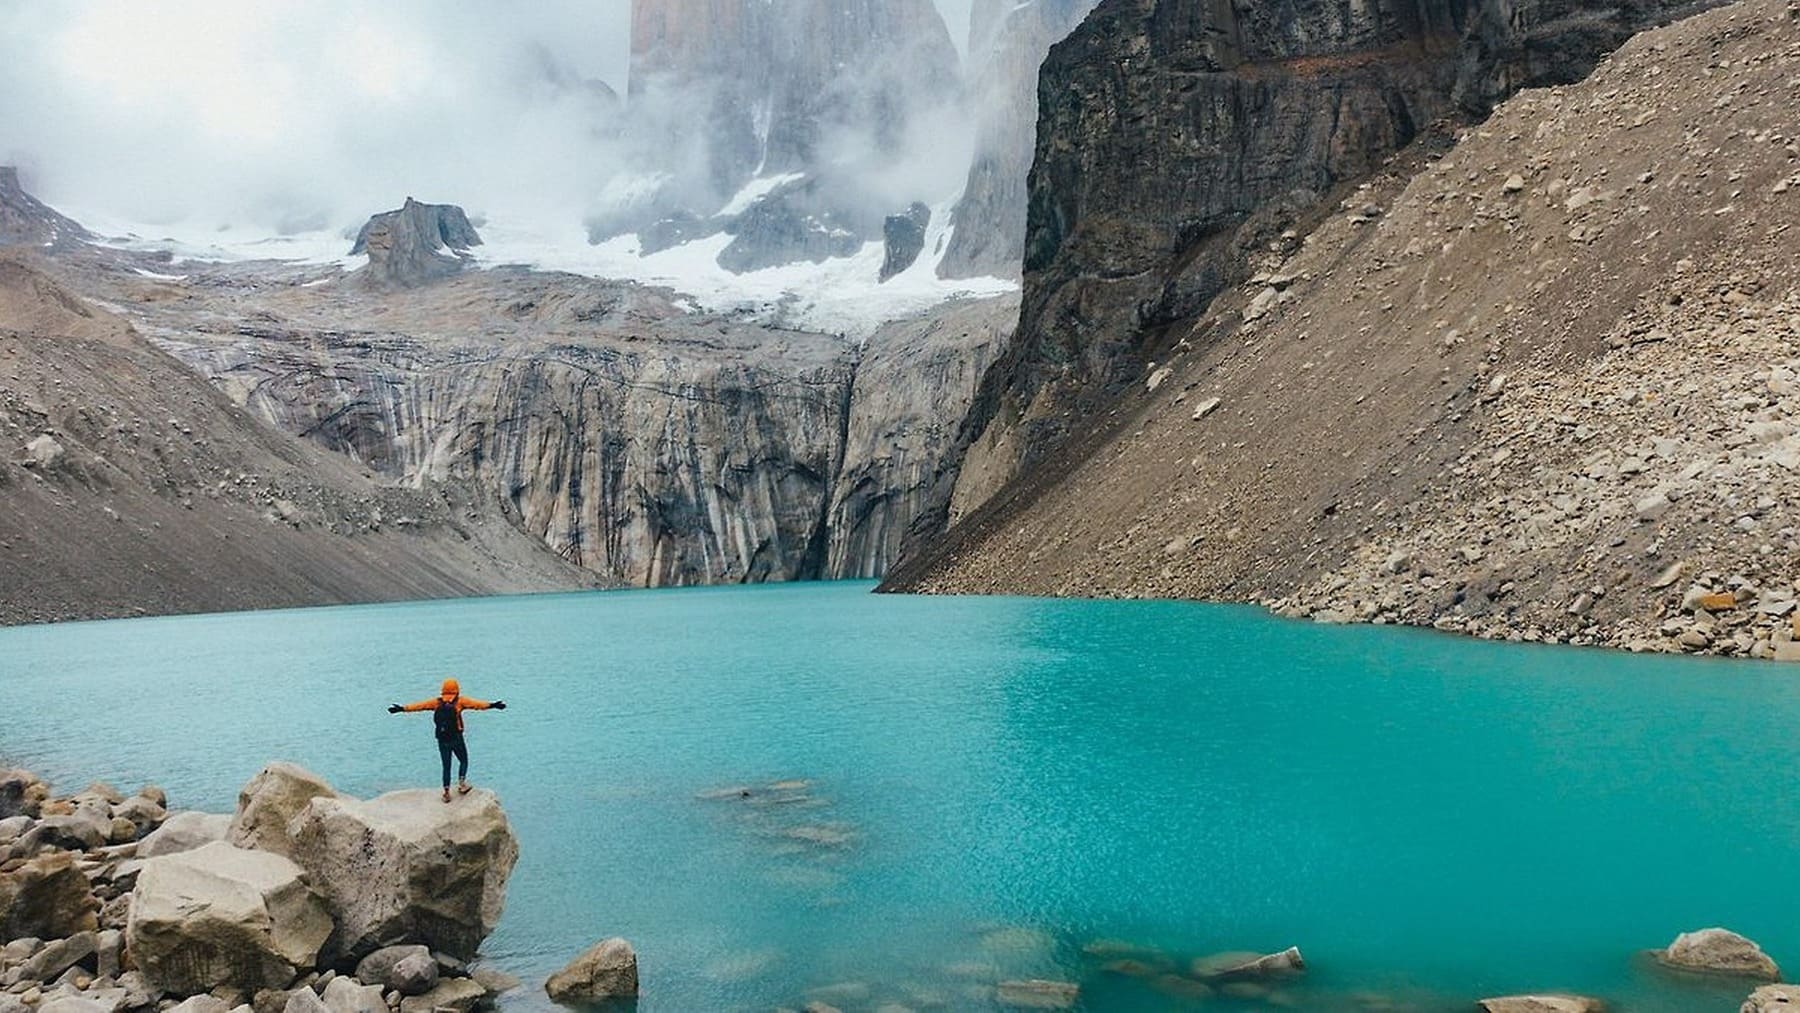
0 766 522 1013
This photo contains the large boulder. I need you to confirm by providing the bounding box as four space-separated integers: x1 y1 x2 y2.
0 852 98 941
397 978 484 1013
228 764 339 858
286 790 516 961
138 812 231 859
0 771 48 820
1744 984 1800 1012
1655 928 1781 980
544 938 638 1004
1479 997 1606 1013
127 842 332 994
319 977 385 1013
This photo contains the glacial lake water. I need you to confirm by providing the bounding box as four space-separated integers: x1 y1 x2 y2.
4 581 1798 1011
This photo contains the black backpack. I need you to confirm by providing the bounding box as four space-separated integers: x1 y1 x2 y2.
433 698 459 738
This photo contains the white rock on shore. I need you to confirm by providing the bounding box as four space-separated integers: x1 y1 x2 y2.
126 842 332 994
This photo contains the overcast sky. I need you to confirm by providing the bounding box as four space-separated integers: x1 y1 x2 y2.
0 0 980 231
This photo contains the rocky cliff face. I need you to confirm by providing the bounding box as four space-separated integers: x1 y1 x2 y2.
938 0 1100 280
909 0 1722 546
350 199 482 289
883 0 1800 660
135 263 1016 587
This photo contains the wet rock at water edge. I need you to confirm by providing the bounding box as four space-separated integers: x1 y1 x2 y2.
284 786 518 960
1654 928 1780 980
1744 983 1800 1012
544 938 638 1004
1479 995 1607 1012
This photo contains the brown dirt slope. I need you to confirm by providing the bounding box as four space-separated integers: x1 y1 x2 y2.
890 0 1800 658
0 253 595 625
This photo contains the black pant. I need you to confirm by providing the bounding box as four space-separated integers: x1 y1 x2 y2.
438 733 468 788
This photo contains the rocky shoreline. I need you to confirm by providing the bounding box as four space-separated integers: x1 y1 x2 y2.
0 765 636 1013
10 764 1800 1012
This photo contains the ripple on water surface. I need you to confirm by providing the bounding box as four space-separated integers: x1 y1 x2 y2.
4 581 1798 1011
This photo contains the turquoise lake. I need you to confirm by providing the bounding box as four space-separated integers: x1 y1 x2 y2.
4 581 1798 1011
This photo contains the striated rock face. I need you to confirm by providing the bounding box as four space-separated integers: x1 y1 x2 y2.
939 0 1100 280
920 0 1723 537
152 270 1015 587
351 199 482 289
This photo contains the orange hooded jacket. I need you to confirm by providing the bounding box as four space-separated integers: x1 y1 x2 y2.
400 678 493 733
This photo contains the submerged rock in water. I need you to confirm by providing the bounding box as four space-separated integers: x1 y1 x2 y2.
1655 927 1780 980
127 842 332 994
993 979 1079 1009
1744 984 1800 1012
0 852 98 941
544 937 638 1004
286 788 518 961
1191 946 1305 980
1479 996 1606 1013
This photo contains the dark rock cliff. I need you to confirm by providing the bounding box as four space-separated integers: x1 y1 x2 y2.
897 0 1723 565
350 199 483 289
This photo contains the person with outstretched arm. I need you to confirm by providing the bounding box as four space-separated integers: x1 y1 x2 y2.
388 678 507 803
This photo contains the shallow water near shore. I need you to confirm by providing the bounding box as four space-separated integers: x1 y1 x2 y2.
4 582 1798 1011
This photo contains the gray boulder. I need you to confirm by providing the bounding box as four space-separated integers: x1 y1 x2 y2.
17 931 95 982
138 812 231 859
287 789 516 960
318 977 384 1013
1479 996 1606 1013
1744 984 1800 1012
544 938 638 1005
282 988 328 1013
0 771 47 820
36 999 109 1013
396 979 484 1013
168 998 233 1013
0 852 98 941
127 842 332 994
387 953 437 997
351 946 429 991
1655 928 1780 980
228 764 340 858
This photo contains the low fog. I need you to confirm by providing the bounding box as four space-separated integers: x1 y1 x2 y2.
0 0 982 243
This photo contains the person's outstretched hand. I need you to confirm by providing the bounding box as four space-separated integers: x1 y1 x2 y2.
491 700 507 710
387 704 403 714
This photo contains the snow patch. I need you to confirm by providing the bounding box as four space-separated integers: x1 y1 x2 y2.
718 172 805 217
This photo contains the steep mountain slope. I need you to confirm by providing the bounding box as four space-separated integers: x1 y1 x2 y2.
887 0 1800 657
0 254 593 624
927 0 1722 526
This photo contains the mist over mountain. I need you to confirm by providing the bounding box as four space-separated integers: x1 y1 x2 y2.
0 0 1073 311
